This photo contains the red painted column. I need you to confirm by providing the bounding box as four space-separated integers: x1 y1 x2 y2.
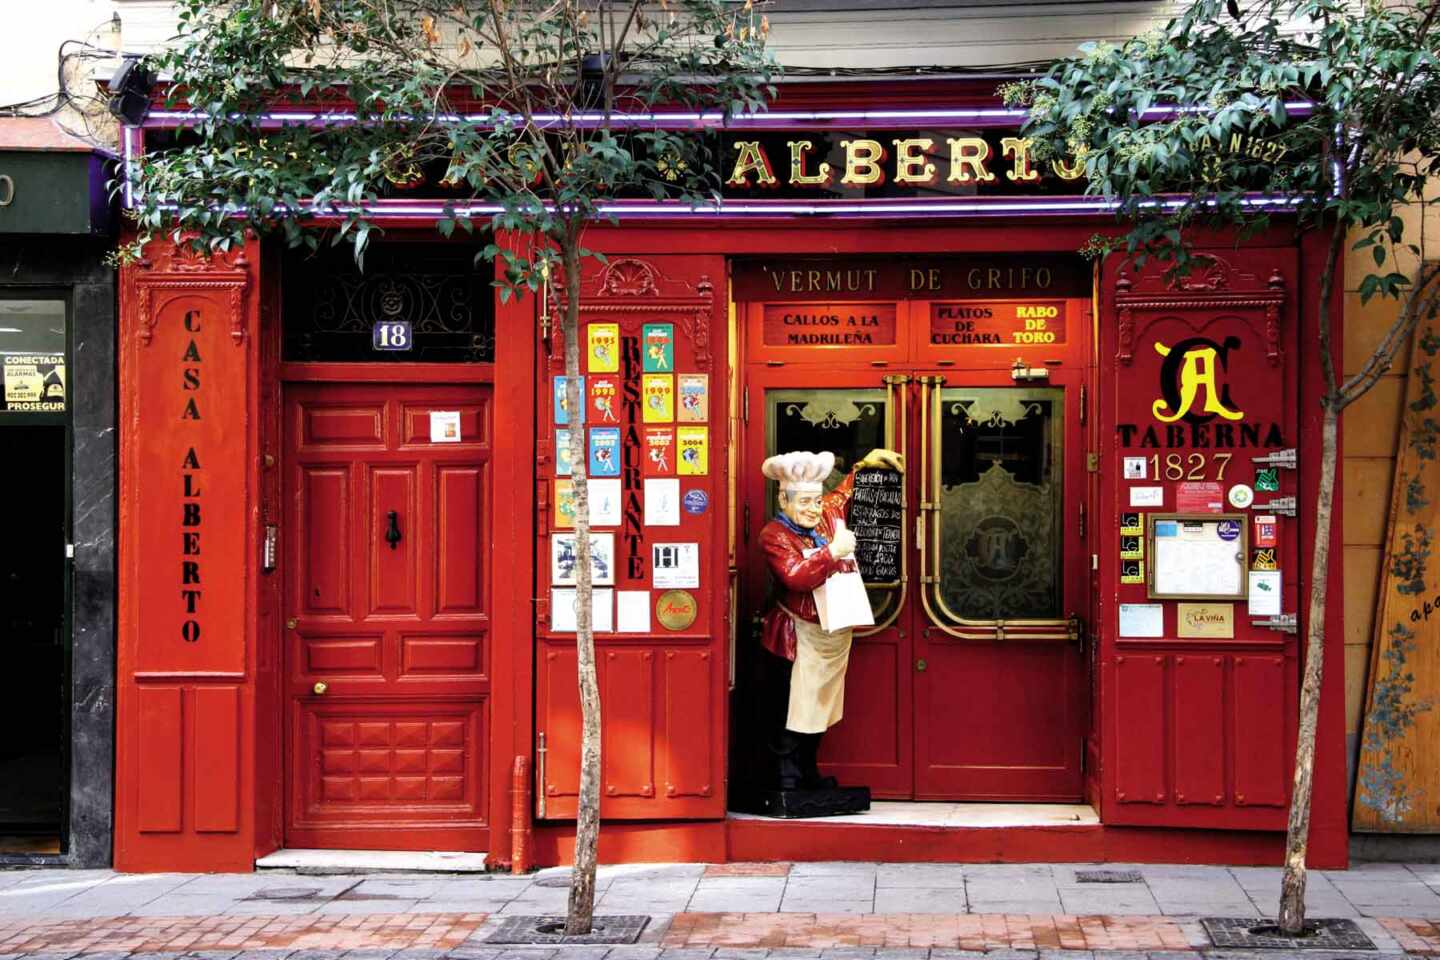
115 238 264 872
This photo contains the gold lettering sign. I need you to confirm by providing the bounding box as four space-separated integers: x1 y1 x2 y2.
1176 602 1235 639
762 303 898 347
656 589 698 630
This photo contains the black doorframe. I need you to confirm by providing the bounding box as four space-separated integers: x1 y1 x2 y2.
0 238 116 867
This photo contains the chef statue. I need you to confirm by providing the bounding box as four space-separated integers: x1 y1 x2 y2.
758 447 904 796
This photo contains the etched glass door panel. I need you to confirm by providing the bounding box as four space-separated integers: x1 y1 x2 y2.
766 388 890 612
936 387 1063 621
766 388 886 496
762 386 911 797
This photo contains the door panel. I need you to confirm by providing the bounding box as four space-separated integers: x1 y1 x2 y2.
914 378 1085 800
759 381 914 798
284 382 491 851
1101 249 1299 829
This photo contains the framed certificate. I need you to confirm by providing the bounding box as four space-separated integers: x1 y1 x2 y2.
1147 513 1248 600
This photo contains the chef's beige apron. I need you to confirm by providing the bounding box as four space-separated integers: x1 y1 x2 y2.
784 612 854 734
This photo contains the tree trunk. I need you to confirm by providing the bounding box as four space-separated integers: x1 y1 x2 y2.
562 238 602 936
1277 399 1338 934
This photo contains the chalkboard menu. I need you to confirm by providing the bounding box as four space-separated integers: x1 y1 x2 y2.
849 468 904 585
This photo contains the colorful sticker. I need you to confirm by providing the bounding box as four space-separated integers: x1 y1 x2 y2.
554 479 576 528
642 373 674 422
589 375 621 424
1120 534 1144 560
683 489 710 515
677 373 709 423
587 322 620 373
1217 519 1241 541
1119 511 1145 536
1255 467 1281 492
644 427 675 476
588 426 622 477
1253 514 1278 548
676 426 708 476
1120 559 1145 585
555 429 574 476
553 376 585 425
1228 483 1255 509
642 323 674 372
1123 456 1147 480
1251 548 1278 571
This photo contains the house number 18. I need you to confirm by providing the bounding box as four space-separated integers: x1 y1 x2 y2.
372 320 412 351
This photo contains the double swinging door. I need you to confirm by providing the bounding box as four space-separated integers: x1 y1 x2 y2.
745 365 1089 801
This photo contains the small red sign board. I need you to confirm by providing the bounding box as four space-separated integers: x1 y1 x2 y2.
762 302 898 347
1175 481 1226 513
929 300 1066 346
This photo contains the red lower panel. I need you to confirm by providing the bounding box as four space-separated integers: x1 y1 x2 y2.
1113 655 1167 808
288 699 488 850
1172 656 1225 808
193 686 241 833
538 640 723 819
1233 655 1289 809
136 686 184 833
819 636 908 797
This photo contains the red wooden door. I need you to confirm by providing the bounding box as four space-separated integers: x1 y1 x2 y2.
283 382 492 850
909 370 1088 800
1100 250 1299 829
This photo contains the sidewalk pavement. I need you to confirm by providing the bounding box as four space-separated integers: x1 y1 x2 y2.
3 861 1440 960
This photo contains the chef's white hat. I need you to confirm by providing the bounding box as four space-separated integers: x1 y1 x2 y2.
762 451 835 490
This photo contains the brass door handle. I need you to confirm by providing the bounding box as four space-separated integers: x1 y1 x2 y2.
313 681 328 695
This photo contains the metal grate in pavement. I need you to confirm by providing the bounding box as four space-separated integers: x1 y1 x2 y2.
1202 917 1377 950
484 914 651 944
1075 869 1144 883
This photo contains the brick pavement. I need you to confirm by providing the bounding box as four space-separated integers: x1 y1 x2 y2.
663 914 1192 951
0 861 1436 958
1380 918 1440 955
0 914 487 954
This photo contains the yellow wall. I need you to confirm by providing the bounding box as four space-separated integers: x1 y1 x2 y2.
1342 193 1440 751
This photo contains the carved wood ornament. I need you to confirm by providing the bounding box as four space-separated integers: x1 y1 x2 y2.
1114 254 1287 367
548 256 715 369
132 243 251 347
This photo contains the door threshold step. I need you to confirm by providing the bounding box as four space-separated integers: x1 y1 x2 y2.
729 800 1099 828
256 849 489 874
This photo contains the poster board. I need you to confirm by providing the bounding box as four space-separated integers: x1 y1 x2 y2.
1355 292 1440 833
1146 513 1248 600
849 467 903 585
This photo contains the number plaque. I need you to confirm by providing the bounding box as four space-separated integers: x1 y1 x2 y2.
372 320 412 351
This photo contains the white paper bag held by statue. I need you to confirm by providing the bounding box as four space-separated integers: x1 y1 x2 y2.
811 520 873 632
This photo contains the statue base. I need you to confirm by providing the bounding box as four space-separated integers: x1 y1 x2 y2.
732 785 871 819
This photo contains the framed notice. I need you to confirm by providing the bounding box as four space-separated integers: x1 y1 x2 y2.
1147 513 1248 600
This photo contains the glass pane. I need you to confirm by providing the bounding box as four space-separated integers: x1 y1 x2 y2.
766 388 887 500
766 388 891 613
936 387 1063 620
282 245 495 363
0 300 67 412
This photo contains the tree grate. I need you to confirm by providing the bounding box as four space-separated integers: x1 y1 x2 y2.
1201 917 1377 950
484 915 650 945
1074 869 1143 883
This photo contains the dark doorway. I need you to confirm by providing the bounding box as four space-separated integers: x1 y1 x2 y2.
0 424 68 851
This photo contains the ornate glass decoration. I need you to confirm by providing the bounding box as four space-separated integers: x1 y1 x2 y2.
936 387 1063 620
282 245 496 363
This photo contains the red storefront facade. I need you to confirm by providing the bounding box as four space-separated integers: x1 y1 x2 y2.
112 81 1350 873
